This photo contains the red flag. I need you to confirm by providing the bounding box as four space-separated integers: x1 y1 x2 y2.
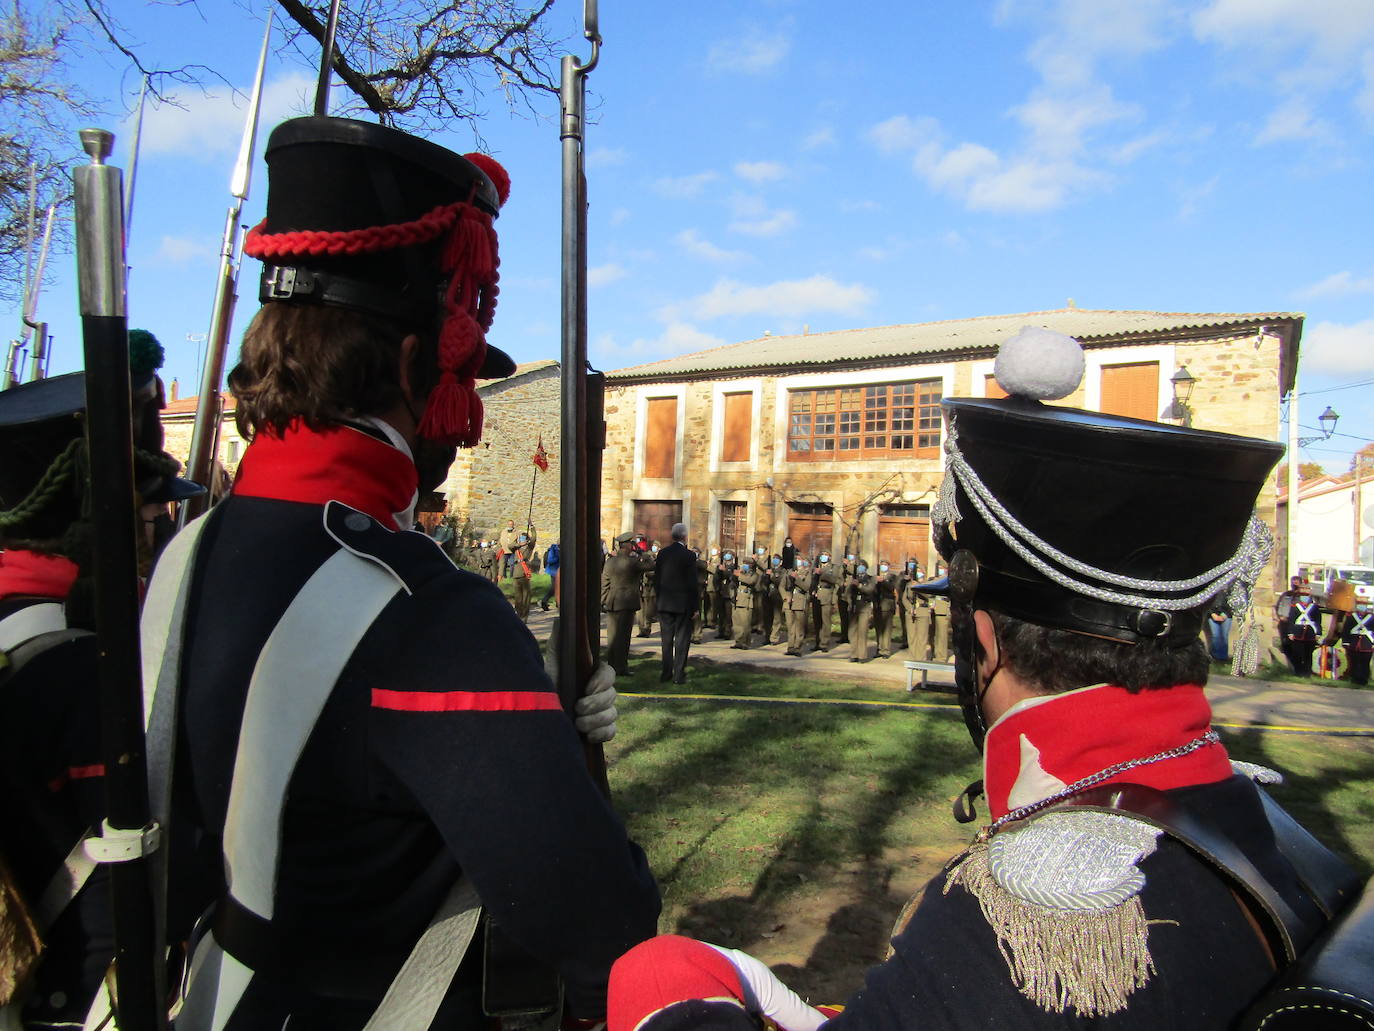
532 435 549 472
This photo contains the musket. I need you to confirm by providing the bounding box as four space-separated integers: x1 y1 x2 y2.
5 167 39 390
73 127 168 1031
179 12 272 526
23 204 56 382
557 0 609 793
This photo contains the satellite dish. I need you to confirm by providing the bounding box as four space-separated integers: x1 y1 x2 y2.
1364 503 1374 529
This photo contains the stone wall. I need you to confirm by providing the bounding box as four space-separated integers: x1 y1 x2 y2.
441 361 562 543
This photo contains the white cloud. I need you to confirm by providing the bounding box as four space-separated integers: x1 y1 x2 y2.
858 245 891 262
609 208 631 227
729 209 797 237
153 235 217 265
660 275 874 322
840 199 881 213
1254 100 1332 145
1299 270 1374 298
587 146 628 169
652 171 720 199
868 114 939 154
706 31 790 74
676 229 748 263
625 322 729 359
1176 175 1220 221
734 160 785 183
588 263 627 288
802 126 836 150
1302 319 1374 374
1194 0 1374 56
138 73 313 160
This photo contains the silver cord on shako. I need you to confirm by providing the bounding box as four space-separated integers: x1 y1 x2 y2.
933 415 1274 615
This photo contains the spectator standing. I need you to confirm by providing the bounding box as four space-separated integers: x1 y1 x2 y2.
541 540 560 611
653 524 699 684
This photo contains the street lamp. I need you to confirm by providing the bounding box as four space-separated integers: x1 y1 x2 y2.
1298 406 1339 446
1169 365 1195 425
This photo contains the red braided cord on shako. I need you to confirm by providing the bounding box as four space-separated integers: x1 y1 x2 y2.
243 199 501 448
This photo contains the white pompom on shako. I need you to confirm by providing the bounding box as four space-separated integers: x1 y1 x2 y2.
993 326 1085 401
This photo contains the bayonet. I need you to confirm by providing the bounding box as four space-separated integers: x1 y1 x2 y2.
180 10 273 525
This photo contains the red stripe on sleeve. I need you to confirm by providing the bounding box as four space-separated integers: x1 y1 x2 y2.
48 764 106 793
371 688 562 712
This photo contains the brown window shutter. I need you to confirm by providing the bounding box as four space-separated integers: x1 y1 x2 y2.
1100 362 1159 421
984 373 1008 399
721 392 753 462
644 397 678 478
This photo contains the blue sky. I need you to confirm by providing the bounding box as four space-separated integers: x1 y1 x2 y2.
19 0 1374 473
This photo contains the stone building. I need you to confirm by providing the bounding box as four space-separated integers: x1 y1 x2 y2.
601 308 1301 605
438 360 561 541
160 385 244 498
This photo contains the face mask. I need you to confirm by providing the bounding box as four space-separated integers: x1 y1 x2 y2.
784 540 793 548
743 562 752 571
879 563 889 573
906 562 916 571
857 564 869 575
771 557 781 567
652 545 659 553
723 553 733 563
846 554 855 562
819 554 829 564
711 548 719 555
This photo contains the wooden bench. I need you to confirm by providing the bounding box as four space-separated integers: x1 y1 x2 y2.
904 659 955 692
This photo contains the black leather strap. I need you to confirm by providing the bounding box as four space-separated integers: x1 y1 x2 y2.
1052 783 1334 961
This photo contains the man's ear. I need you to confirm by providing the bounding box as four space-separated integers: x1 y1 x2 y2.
397 334 421 404
973 609 1000 682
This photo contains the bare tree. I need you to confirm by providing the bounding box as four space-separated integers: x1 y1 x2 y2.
271 0 564 133
0 2 92 305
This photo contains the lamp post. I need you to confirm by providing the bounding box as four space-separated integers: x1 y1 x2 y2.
1297 406 1339 447
1169 365 1195 426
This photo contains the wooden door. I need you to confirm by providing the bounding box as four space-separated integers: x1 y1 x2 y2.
719 500 747 556
877 505 931 568
787 504 833 560
634 500 682 545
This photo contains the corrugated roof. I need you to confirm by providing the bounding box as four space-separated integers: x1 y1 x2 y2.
608 308 1303 381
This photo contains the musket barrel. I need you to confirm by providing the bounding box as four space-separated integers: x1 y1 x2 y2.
74 126 167 1031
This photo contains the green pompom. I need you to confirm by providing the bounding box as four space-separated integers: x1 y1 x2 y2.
128 329 165 374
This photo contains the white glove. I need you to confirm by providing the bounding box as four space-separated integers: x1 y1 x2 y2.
545 618 618 743
705 943 829 1031
574 662 618 743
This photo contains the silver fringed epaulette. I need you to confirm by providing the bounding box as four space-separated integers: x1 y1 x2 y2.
946 811 1164 1017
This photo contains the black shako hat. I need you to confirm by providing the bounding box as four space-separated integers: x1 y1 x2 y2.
932 327 1283 647
245 117 516 434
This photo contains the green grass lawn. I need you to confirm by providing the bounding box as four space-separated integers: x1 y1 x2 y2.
603 654 1374 999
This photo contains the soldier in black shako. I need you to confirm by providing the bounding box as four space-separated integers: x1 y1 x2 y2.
141 117 659 1030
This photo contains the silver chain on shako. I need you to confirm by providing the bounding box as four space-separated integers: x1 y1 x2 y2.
978 730 1222 842
933 415 1274 615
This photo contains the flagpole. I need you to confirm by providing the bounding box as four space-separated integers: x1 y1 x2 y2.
526 463 538 535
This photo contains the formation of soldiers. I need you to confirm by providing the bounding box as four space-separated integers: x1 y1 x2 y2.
599 537 955 665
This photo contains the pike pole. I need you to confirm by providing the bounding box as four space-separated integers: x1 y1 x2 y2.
557 0 609 793
73 128 167 1031
179 11 273 526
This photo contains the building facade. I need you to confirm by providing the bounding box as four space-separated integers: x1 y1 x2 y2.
602 309 1301 606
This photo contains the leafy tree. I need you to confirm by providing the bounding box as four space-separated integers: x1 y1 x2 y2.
1277 461 1328 485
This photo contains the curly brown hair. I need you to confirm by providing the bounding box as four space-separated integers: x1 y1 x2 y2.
229 303 440 439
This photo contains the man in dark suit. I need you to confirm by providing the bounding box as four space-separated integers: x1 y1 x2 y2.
654 523 700 683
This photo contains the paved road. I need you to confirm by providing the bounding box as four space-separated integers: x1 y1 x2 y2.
518 606 1374 734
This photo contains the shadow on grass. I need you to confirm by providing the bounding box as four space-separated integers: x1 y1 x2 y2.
1222 726 1374 878
611 666 977 999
